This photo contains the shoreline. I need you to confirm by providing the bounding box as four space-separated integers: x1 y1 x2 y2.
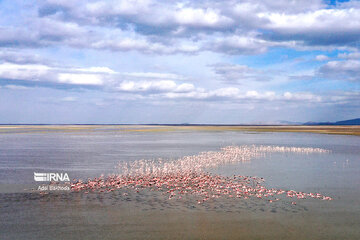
0 125 359 136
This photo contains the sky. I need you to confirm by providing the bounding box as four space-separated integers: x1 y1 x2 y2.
0 0 360 124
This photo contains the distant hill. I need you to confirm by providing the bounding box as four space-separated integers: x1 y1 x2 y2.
304 118 360 126
335 118 360 125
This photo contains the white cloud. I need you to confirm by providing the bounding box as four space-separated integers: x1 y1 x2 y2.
211 63 268 83
0 62 339 105
75 67 117 74
0 50 45 64
174 83 195 92
338 51 360 59
258 8 360 46
3 85 31 90
174 7 233 28
61 96 77 102
213 87 240 97
116 80 180 93
122 72 184 80
315 55 329 61
88 34 201 54
84 0 152 16
91 38 166 53
0 63 51 81
57 73 104 85
283 92 321 102
319 60 360 82
0 62 197 90
258 8 360 33
3 0 360 57
0 63 111 85
210 35 271 55
0 0 341 57
36 17 86 40
150 86 324 104
0 26 39 47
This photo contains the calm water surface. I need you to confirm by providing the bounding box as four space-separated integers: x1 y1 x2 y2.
0 128 359 239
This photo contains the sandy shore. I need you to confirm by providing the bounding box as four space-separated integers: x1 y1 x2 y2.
0 125 359 136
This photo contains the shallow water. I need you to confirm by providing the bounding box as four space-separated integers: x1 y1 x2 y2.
0 128 359 239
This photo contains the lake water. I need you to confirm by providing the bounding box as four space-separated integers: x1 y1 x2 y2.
0 127 359 239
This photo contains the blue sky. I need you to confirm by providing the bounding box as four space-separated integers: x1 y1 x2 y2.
0 0 359 124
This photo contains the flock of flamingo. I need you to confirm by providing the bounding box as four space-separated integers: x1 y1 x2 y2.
71 145 333 205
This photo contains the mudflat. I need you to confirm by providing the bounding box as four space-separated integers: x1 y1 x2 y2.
0 125 359 136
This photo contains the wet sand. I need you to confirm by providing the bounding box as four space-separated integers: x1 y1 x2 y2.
0 124 360 136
